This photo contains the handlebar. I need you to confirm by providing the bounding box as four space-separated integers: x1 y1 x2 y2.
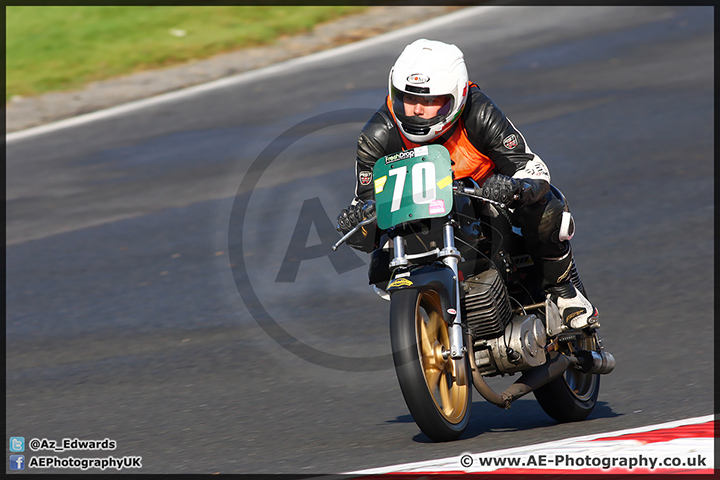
453 185 510 209
331 215 377 251
332 187 509 251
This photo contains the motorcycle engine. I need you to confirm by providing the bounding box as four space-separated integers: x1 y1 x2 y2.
473 314 547 375
462 268 514 339
463 268 548 376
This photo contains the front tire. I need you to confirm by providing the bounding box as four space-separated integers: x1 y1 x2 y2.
390 288 471 441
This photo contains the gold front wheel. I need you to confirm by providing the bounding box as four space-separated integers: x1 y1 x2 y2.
390 288 471 441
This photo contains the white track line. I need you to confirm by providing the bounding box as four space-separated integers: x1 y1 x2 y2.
5 5 497 144
347 414 715 474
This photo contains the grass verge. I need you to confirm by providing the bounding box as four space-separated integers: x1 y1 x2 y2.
6 6 366 102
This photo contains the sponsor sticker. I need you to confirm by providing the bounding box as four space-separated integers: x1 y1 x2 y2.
374 175 388 194
447 308 457 315
413 146 429 157
388 278 414 288
437 175 453 190
385 150 415 165
503 134 519 150
429 199 446 215
384 146 428 165
407 74 430 84
359 170 372 185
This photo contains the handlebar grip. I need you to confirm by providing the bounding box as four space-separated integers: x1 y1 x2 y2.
331 215 377 251
454 187 508 209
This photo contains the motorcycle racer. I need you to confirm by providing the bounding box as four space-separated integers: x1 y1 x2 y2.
337 39 598 330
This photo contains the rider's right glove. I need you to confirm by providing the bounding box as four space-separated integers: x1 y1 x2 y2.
336 200 375 235
336 200 377 252
480 174 521 206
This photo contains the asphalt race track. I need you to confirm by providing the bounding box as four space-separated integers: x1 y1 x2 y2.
6 6 714 474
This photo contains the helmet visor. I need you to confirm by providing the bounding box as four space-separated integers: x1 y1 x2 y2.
391 86 455 131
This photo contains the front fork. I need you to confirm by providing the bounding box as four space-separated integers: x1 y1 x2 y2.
390 221 466 360
439 222 465 359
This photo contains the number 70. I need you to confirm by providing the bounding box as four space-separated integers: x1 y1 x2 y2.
388 162 437 212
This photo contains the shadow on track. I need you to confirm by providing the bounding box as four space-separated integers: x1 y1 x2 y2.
386 400 620 443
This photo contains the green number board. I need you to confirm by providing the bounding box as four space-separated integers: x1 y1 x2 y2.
373 145 454 230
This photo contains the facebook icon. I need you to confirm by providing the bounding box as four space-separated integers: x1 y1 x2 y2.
10 455 25 470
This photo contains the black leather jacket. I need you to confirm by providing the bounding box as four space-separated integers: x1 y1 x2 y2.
346 84 551 252
353 84 550 204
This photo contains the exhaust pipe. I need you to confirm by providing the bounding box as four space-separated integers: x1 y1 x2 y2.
573 350 616 375
466 336 509 407
467 339 574 409
467 336 616 409
469 365 507 408
498 351 574 406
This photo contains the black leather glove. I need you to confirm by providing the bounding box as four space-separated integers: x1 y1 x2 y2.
480 174 520 206
515 178 550 206
337 200 375 235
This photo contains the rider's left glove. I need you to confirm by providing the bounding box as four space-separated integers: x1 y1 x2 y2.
480 174 521 206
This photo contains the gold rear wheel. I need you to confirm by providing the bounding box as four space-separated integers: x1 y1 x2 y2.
534 331 601 422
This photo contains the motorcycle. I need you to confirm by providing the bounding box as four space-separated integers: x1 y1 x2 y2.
333 145 615 442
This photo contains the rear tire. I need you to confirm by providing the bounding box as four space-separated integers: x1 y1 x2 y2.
390 288 471 441
534 332 600 422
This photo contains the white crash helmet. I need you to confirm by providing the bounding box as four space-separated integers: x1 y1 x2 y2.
388 39 469 143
